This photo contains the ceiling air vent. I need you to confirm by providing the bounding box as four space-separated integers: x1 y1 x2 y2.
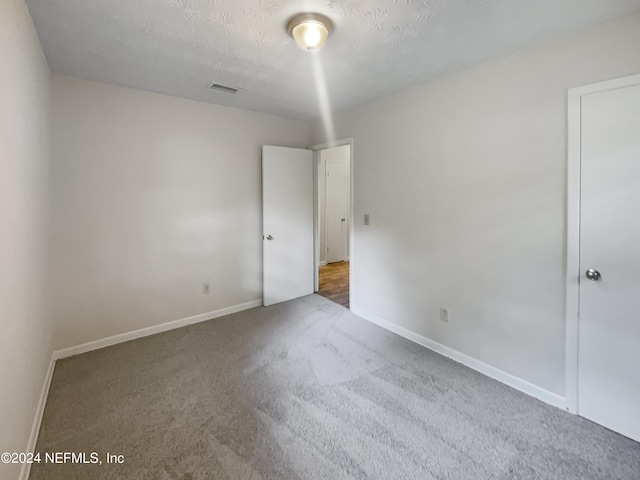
206 82 241 94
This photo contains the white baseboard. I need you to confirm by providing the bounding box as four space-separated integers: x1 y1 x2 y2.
19 357 56 480
54 299 263 360
350 306 567 411
318 261 327 267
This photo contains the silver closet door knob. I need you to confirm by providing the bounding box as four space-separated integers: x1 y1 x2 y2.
266 235 274 240
585 269 601 281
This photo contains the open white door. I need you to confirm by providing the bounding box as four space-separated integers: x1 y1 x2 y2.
262 145 314 306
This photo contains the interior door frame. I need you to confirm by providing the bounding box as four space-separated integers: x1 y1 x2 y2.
311 138 354 293
565 72 640 415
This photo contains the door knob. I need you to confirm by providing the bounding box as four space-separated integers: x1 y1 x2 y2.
266 235 273 240
585 268 601 281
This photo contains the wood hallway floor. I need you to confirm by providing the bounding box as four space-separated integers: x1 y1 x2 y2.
317 261 349 308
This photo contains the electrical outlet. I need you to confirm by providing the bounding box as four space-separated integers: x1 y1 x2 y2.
440 307 449 323
202 283 210 294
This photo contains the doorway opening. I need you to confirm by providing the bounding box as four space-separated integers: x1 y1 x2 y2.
313 141 352 309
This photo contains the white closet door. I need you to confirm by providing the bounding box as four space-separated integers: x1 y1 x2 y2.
578 83 640 441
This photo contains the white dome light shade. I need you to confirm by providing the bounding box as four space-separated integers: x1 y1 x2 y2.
287 13 333 51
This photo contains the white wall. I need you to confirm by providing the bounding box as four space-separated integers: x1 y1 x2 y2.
310 12 640 397
0 1 52 478
318 145 351 265
50 76 309 349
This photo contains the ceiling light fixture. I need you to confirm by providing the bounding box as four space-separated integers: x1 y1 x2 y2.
286 13 333 51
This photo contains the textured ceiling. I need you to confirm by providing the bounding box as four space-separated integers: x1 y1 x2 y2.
27 0 640 120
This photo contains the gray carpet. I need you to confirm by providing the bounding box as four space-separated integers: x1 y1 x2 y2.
31 294 639 479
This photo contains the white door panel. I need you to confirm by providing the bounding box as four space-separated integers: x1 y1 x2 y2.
326 158 348 263
578 83 640 441
262 146 314 306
